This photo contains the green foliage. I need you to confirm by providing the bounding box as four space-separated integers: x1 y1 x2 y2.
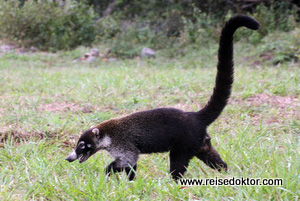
180 6 221 45
254 2 298 36
95 16 121 40
96 16 170 58
111 25 170 58
0 0 96 51
0 0 299 58
94 1 299 58
234 2 298 45
95 4 220 58
259 28 300 64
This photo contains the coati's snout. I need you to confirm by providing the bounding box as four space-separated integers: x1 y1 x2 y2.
66 141 94 163
66 150 78 162
66 128 99 163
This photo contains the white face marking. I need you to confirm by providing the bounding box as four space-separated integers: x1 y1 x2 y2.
68 150 78 161
97 136 111 149
79 141 85 149
87 144 92 148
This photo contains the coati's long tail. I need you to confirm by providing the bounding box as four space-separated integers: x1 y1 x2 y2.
198 15 260 126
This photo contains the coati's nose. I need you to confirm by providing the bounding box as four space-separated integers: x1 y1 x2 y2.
66 156 74 162
66 151 78 162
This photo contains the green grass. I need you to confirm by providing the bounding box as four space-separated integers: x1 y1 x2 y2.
0 38 299 200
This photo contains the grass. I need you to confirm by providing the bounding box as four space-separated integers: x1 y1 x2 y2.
0 36 299 200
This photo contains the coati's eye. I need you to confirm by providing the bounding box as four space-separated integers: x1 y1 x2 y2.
78 141 85 149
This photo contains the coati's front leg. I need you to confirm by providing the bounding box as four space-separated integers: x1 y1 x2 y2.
196 134 227 171
105 147 139 181
105 159 137 181
169 149 194 180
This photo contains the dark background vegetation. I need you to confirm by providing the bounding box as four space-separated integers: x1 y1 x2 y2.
0 0 299 61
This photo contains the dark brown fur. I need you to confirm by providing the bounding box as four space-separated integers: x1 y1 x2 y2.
66 15 260 181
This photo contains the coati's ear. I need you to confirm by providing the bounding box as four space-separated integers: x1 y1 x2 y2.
92 128 100 137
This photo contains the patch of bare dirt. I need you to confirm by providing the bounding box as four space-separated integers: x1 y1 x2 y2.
0 43 36 56
0 107 6 119
0 42 57 57
0 128 76 147
0 101 95 145
232 94 299 125
162 94 299 125
0 125 10 133
244 94 298 108
38 102 94 114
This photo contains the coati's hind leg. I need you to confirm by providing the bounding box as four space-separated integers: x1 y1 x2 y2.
169 149 194 180
125 164 137 181
105 159 137 181
196 134 227 172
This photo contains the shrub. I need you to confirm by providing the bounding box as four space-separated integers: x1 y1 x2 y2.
180 6 220 45
234 2 298 45
95 16 169 58
259 28 300 64
94 1 299 58
0 0 96 51
108 25 167 58
94 16 121 41
254 2 298 35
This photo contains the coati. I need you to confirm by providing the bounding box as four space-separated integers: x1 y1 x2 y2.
66 15 260 181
